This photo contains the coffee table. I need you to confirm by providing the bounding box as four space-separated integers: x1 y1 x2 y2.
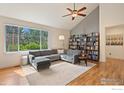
32 57 51 71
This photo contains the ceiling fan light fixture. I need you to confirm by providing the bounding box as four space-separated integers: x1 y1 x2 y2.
62 3 86 20
72 13 77 17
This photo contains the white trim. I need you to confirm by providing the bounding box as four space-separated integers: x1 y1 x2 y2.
5 49 51 55
18 26 20 51
5 23 46 31
4 24 6 53
4 25 19 53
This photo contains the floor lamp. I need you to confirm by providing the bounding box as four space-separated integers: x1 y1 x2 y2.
59 35 65 49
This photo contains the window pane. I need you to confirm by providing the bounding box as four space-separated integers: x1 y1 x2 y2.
19 27 40 51
41 31 48 49
6 25 18 52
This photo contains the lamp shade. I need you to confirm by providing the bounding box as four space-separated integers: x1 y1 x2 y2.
59 35 65 40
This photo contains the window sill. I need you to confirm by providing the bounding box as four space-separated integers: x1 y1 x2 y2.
5 49 50 55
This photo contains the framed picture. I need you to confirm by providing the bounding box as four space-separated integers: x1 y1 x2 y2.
106 34 123 46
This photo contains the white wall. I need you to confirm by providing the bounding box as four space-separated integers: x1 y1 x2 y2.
71 7 99 35
106 25 124 60
99 4 124 62
0 16 70 69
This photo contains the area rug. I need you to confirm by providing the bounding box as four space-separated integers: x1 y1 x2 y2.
21 61 96 85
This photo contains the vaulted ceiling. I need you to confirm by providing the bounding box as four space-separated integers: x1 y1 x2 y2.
0 3 98 30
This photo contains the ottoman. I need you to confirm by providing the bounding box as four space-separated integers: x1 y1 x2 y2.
32 57 51 71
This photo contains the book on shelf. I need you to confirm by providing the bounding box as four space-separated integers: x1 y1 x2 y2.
69 32 99 61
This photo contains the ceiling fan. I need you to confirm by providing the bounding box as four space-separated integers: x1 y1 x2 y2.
62 3 87 20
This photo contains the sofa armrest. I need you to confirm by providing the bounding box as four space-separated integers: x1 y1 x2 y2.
73 55 80 64
28 54 35 63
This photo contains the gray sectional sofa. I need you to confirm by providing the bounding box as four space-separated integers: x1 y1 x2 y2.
28 49 81 71
29 49 60 62
28 49 60 71
60 49 81 64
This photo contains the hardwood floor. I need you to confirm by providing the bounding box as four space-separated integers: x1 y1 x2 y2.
0 66 28 85
0 58 124 85
68 58 124 85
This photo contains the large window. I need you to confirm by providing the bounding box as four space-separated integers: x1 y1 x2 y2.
5 25 48 52
19 27 41 51
41 31 48 49
6 25 19 52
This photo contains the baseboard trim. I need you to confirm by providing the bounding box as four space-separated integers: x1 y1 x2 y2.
106 57 124 61
0 65 20 70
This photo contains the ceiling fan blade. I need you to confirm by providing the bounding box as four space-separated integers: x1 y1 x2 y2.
78 7 86 12
78 13 86 17
67 8 73 13
72 17 75 20
62 14 72 17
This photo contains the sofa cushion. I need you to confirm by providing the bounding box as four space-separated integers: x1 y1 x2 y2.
72 50 81 55
43 54 60 61
40 50 51 56
39 49 58 56
60 50 80 64
29 49 60 62
51 49 58 54
29 51 41 57
48 54 59 57
61 54 74 62
33 57 50 63
67 49 80 55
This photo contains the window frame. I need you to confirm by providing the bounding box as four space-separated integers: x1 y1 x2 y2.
5 24 48 53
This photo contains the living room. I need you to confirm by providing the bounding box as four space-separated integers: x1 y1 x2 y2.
0 3 124 87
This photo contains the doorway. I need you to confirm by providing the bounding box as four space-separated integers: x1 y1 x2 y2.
105 25 124 61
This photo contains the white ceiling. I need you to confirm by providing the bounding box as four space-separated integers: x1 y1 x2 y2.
0 3 98 30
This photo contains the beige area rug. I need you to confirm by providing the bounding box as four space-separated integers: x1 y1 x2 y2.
21 61 96 85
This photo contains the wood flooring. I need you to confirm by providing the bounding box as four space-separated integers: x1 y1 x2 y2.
68 58 124 85
0 58 124 85
0 66 29 85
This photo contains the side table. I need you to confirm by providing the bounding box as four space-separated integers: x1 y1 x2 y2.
79 56 87 66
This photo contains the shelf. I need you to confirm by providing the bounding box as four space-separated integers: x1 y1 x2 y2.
69 32 99 62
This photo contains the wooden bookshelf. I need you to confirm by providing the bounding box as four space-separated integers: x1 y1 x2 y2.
69 32 99 62
69 35 78 49
86 32 99 61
